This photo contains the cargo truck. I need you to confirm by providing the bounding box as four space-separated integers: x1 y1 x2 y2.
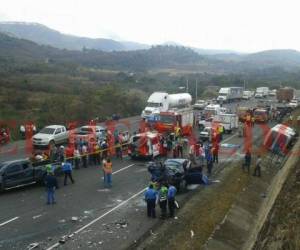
276 87 294 103
217 87 243 103
141 92 192 118
255 87 269 98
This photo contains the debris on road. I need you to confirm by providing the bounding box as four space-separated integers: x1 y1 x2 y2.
190 230 195 238
27 242 39 249
115 219 128 229
32 214 42 220
150 230 157 236
175 201 180 209
59 235 68 244
71 216 79 222
260 193 267 198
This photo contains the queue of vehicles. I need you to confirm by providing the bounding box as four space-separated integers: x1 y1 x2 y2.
1 88 299 192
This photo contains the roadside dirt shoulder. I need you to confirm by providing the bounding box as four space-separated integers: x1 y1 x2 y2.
132 161 251 250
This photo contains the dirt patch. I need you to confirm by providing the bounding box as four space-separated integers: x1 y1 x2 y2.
253 161 300 250
133 162 251 250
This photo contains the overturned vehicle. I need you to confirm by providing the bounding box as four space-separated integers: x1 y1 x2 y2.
263 124 297 155
147 159 208 191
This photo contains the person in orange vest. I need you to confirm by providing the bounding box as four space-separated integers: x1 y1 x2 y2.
103 158 113 188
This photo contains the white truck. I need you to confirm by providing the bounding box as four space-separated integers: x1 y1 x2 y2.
141 92 192 118
33 125 69 147
193 99 208 110
199 113 238 133
255 87 269 98
217 87 244 103
242 90 253 100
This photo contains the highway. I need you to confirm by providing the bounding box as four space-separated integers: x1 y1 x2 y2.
0 97 278 249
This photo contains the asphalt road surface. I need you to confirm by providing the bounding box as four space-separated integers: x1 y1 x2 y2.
0 97 278 249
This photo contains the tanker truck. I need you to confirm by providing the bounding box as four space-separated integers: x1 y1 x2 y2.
141 92 192 118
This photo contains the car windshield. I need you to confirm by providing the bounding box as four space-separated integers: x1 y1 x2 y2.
0 163 7 171
165 162 182 173
81 127 94 133
147 102 161 107
160 115 175 124
254 111 266 116
39 128 55 134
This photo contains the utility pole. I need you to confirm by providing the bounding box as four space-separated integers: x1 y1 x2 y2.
195 79 198 101
186 79 189 92
244 79 246 90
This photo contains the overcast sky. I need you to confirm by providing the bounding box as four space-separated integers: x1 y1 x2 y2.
1 0 299 52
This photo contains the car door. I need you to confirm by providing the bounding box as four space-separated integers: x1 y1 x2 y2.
22 162 34 183
3 164 24 188
54 128 62 143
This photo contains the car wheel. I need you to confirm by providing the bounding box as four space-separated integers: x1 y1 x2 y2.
0 182 4 192
40 173 47 186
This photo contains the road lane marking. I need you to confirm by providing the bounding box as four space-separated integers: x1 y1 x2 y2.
0 217 19 227
112 164 135 175
46 188 146 250
222 133 238 143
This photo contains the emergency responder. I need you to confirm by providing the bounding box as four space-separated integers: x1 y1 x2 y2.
74 147 81 169
81 143 88 168
158 183 168 219
174 123 181 140
253 155 262 177
115 140 123 160
212 143 219 164
62 160 75 185
144 184 157 218
246 114 251 127
218 126 224 141
243 149 251 173
177 136 184 158
45 171 58 205
103 158 113 187
189 143 196 165
167 184 177 218
251 116 255 127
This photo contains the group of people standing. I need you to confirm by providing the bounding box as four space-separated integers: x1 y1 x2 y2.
144 183 177 219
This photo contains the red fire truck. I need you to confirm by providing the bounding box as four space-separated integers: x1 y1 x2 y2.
155 107 194 136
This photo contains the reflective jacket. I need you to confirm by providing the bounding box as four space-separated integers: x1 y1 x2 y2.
103 162 112 174
159 186 168 202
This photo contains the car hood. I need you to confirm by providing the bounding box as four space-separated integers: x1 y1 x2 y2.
33 133 53 140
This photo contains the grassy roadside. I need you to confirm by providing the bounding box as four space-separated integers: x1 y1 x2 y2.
134 162 251 250
253 157 300 250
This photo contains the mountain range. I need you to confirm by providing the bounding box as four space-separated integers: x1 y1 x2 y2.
0 22 241 55
1 22 300 74
0 22 150 52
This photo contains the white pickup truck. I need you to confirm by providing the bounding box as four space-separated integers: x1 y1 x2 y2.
33 125 69 147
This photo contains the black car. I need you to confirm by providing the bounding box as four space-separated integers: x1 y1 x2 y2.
0 159 61 191
148 159 204 191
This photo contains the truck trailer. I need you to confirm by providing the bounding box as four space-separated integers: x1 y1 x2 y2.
141 92 192 118
217 87 243 103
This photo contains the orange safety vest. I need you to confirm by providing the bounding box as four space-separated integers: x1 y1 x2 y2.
103 162 112 174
